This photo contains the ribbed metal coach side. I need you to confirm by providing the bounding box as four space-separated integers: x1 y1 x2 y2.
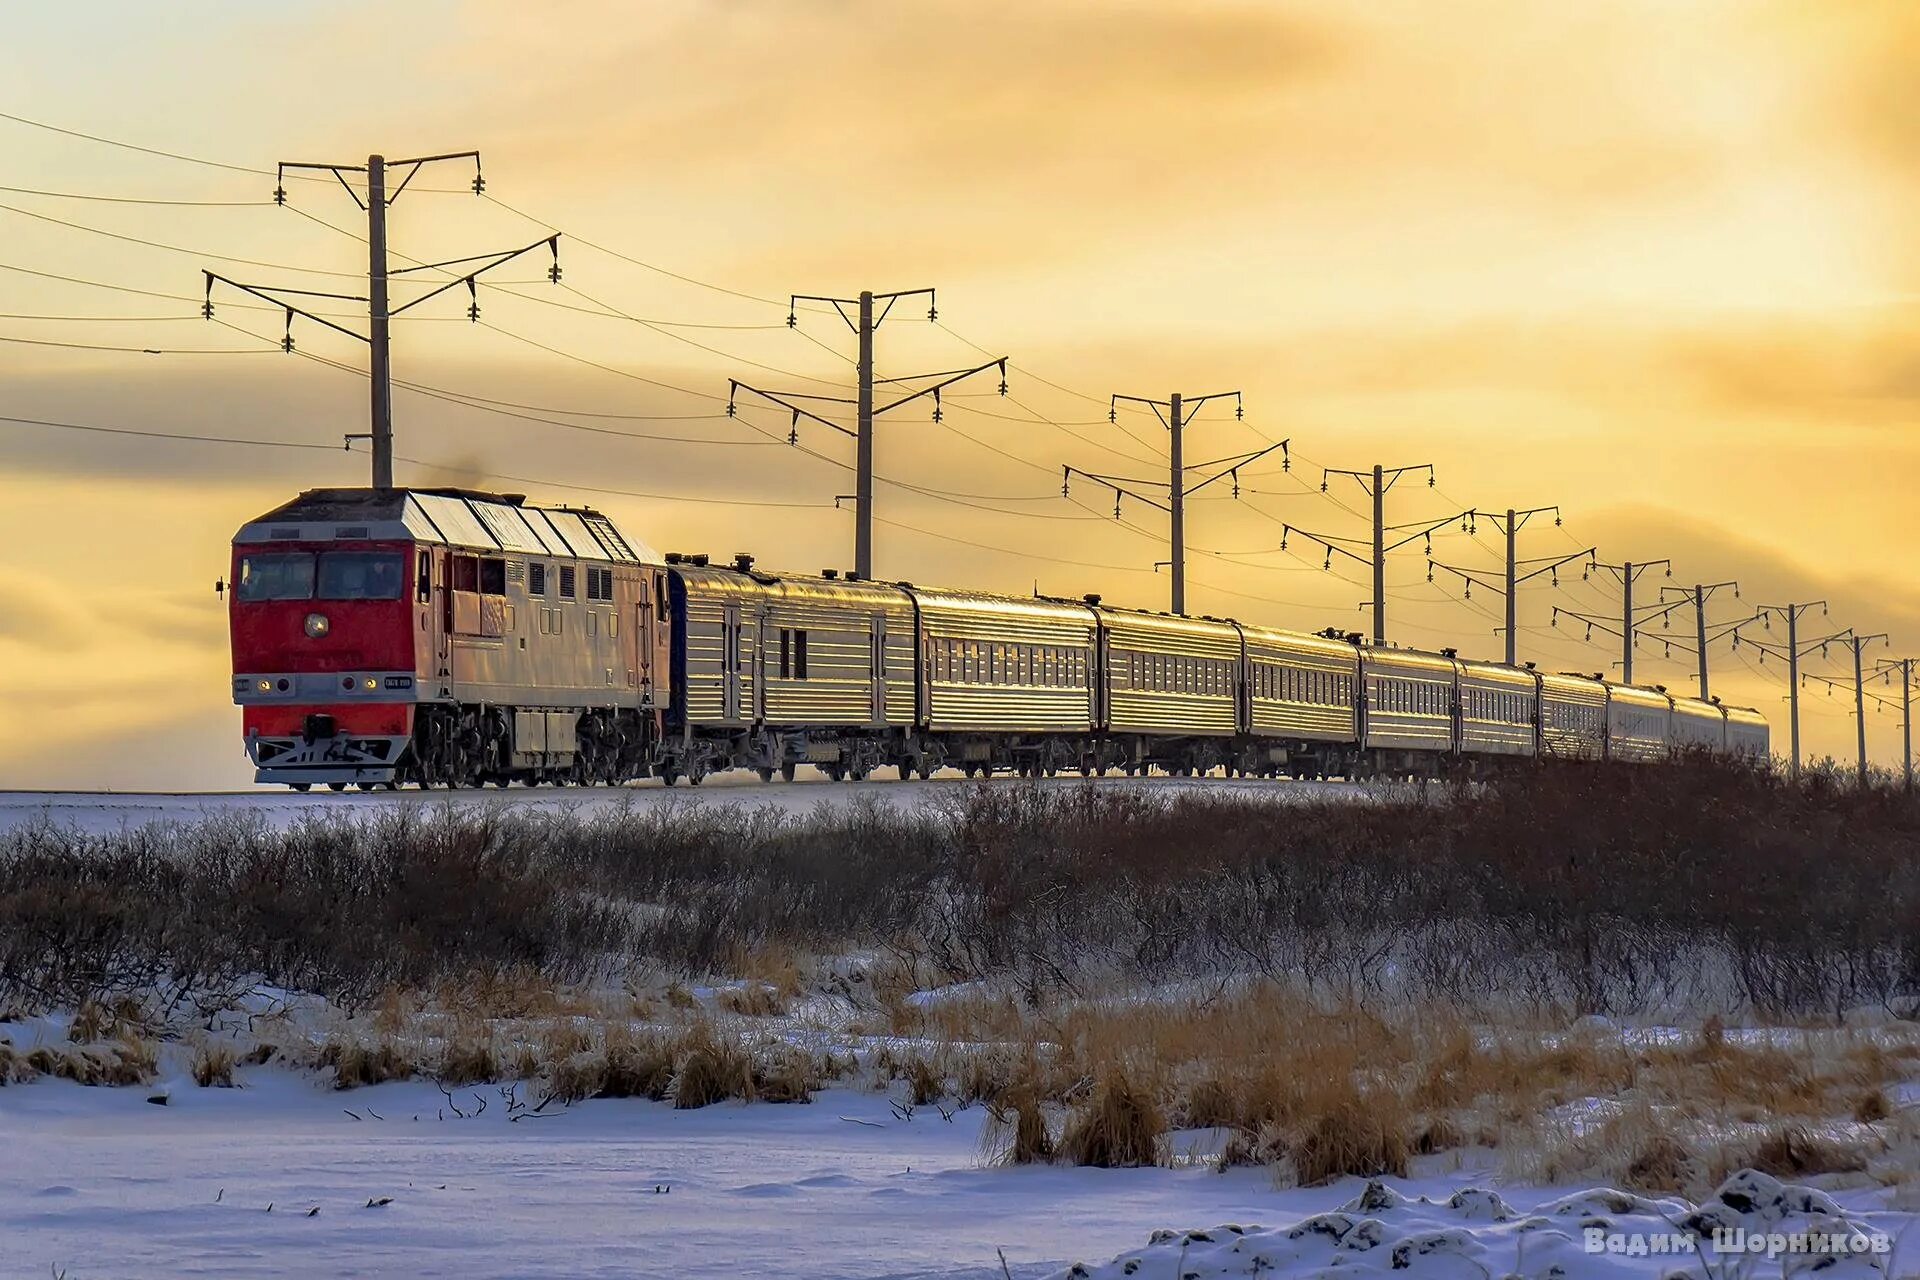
760 576 916 728
671 566 769 729
1096 608 1241 739
1669 694 1729 755
1359 646 1458 759
1455 659 1540 758
1237 623 1360 770
1604 683 1673 763
909 588 1098 738
1538 672 1607 760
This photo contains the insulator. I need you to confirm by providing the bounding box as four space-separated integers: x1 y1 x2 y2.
1427 567 1434 583
932 406 943 423
1585 626 1593 641
1664 644 1671 658
1551 614 1559 627
1665 566 1672 577
1113 498 1122 519
1733 586 1741 598
273 186 286 206
726 401 736 418
1108 408 1117 424
1428 473 1435 486
1283 457 1291 472
467 301 481 322
548 262 563 284
471 172 486 196
1551 574 1559 587
1320 480 1328 492
998 379 1008 395
1323 556 1332 571
1464 582 1472 598
1280 537 1289 552
1235 403 1244 421
1554 514 1562 526
927 304 938 321
787 313 797 328
1060 481 1069 497
281 333 295 353
201 300 214 320
787 427 798 446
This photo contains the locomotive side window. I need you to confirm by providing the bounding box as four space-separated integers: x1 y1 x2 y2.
318 552 404 601
529 562 547 596
479 558 507 595
452 555 479 592
236 553 315 602
559 565 576 599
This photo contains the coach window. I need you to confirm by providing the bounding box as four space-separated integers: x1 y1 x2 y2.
779 628 792 679
794 629 809 680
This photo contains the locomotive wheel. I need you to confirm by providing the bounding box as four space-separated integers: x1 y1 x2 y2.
659 769 679 787
781 763 797 783
826 764 847 783
917 762 933 781
757 767 774 783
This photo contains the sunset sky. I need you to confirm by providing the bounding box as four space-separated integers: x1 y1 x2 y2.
3 0 1917 790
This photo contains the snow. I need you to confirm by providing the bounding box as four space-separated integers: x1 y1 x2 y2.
2 1060 1913 1280
0 774 1370 835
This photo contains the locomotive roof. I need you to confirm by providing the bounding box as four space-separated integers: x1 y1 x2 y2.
234 487 659 564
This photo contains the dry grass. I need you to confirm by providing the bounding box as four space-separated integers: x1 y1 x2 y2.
673 1025 757 1109
1736 1123 1874 1179
1059 1065 1166 1168
17 1035 159 1088
716 984 786 1018
192 1042 238 1088
984 1084 1056 1166
436 1030 502 1086
1294 1088 1413 1185
319 1036 418 1090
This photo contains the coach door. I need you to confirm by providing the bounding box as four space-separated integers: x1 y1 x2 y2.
722 602 743 723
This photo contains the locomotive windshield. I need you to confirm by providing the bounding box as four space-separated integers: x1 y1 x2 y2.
236 553 316 602
235 551 403 601
317 552 404 601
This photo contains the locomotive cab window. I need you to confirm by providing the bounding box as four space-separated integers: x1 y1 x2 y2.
479 558 507 596
318 552 404 601
236 552 315 602
416 550 432 603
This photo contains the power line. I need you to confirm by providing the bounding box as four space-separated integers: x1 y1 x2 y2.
0 184 270 207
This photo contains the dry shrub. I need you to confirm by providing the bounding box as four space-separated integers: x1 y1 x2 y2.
68 999 112 1043
1412 1113 1467 1155
602 1027 676 1100
1414 1030 1630 1114
985 1084 1056 1166
1741 1124 1871 1179
1059 1066 1165 1168
1854 1090 1892 1123
731 943 805 998
436 1032 501 1086
717 984 786 1018
1219 1125 1289 1170
1294 1090 1412 1186
21 1037 157 1088
192 1043 237 1088
673 1026 755 1109
664 983 697 1010
758 1047 823 1104
898 1055 945 1106
1178 1074 1242 1130
1530 1107 1703 1195
542 1051 607 1105
321 1036 416 1090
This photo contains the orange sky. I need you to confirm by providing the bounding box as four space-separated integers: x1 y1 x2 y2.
3 0 1916 789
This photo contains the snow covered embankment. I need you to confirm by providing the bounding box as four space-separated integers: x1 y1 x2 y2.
1048 1171 1902 1280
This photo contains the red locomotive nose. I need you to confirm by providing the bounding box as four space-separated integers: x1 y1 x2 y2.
229 544 415 674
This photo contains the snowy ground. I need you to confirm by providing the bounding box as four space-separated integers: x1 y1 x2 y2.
3 1065 1912 1280
0 773 1368 835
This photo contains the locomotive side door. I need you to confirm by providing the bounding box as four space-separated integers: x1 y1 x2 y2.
434 549 453 687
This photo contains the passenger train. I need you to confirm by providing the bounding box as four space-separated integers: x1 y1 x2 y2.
226 487 1769 790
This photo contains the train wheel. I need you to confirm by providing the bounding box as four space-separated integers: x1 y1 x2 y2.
290 783 311 793
781 763 797 783
660 769 680 787
917 762 934 781
327 782 347 793
357 781 374 792
757 767 775 783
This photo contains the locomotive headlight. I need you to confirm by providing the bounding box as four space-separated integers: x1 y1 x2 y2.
256 679 272 693
304 612 330 639
363 677 378 691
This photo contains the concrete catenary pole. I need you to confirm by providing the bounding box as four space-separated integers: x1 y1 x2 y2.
1371 463 1386 645
1169 392 1185 615
1786 607 1801 778
1621 561 1635 684
1693 584 1710 701
1503 508 1518 667
1854 636 1869 784
366 154 393 490
854 290 875 580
